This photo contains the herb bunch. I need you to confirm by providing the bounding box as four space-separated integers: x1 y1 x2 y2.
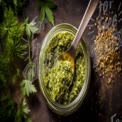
0 0 57 121
0 5 38 122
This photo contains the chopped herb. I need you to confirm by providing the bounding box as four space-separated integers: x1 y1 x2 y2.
41 32 86 104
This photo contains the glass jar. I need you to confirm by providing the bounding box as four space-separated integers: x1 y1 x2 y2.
38 23 91 116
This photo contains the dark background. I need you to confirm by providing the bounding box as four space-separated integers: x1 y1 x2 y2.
24 0 122 122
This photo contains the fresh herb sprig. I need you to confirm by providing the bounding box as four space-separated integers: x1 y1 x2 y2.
0 7 39 122
15 98 31 122
0 8 26 60
20 18 39 97
38 0 57 25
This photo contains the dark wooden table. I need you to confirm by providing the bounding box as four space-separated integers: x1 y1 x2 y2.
24 0 122 122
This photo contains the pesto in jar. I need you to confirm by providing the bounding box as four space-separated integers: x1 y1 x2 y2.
42 32 86 105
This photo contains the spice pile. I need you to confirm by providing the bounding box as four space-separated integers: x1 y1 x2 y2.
94 23 122 84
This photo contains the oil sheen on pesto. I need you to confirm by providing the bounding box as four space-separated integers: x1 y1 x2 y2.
42 32 86 105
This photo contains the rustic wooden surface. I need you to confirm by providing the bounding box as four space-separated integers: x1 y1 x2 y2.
24 0 122 122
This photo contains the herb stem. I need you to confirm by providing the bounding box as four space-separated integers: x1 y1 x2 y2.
28 37 31 63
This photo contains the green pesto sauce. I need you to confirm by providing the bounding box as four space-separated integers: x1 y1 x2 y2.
42 32 86 105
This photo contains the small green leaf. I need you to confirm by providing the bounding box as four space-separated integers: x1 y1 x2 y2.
26 24 31 38
22 99 30 114
45 7 55 25
40 6 45 23
20 79 37 96
16 98 31 121
25 19 39 38
13 0 17 6
26 118 32 122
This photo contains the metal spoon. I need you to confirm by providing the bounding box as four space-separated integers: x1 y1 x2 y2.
59 0 99 68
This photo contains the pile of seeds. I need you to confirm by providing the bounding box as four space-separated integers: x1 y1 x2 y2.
93 23 122 84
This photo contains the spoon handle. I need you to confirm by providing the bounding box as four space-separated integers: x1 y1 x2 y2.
73 0 99 49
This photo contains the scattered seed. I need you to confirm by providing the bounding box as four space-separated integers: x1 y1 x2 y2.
93 19 122 84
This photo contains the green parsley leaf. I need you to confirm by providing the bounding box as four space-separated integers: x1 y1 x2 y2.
25 19 39 38
20 79 37 96
22 99 30 114
16 98 31 121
